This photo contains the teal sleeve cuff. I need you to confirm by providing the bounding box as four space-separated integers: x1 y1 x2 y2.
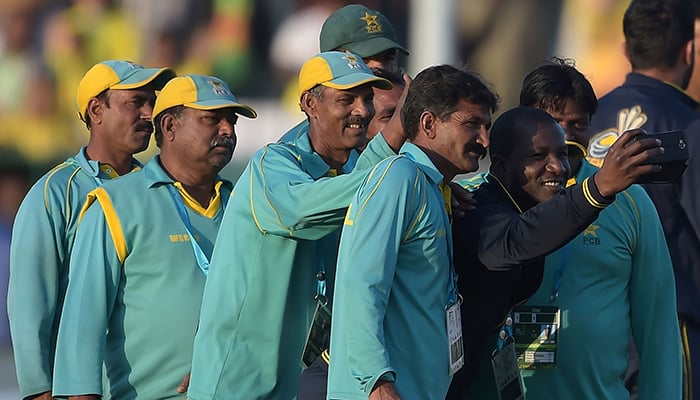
379 371 396 382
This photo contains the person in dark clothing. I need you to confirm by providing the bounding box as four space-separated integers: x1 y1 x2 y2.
588 1 700 398
446 106 665 400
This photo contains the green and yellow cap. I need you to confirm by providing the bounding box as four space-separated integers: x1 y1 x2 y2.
298 51 392 97
76 60 175 120
152 74 257 120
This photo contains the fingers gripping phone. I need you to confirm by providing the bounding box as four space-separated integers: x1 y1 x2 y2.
634 130 689 184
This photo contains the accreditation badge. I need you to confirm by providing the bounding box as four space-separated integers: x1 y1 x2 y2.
512 305 560 369
491 338 525 400
446 302 464 375
301 302 332 368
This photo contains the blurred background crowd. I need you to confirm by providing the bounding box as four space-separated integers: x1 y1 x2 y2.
0 0 632 396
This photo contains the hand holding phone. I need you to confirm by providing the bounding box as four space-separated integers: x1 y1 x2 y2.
633 130 688 184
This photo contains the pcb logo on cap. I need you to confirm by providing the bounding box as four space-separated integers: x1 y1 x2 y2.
297 51 393 97
153 74 257 120
361 11 382 33
76 60 175 122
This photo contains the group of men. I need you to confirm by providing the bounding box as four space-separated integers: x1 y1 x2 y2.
6 1 700 400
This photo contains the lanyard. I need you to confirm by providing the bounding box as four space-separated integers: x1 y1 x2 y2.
166 184 227 276
550 241 573 302
550 174 578 302
439 183 460 307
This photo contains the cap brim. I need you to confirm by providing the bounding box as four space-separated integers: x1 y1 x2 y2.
185 100 257 119
112 67 176 91
566 140 587 158
323 73 393 91
344 36 409 58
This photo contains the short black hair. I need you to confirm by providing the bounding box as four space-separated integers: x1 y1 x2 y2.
489 106 558 160
401 65 499 140
84 89 111 130
623 0 695 70
519 57 598 119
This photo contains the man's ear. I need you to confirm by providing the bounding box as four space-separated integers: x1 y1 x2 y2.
682 39 694 66
489 154 507 179
86 97 103 125
300 92 318 118
418 111 438 139
160 114 178 142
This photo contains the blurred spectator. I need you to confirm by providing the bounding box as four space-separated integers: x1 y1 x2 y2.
209 0 255 93
457 0 563 111
0 66 78 165
0 4 44 115
269 0 344 114
0 149 32 349
553 0 630 98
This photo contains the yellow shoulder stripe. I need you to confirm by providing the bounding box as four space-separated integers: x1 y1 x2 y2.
82 187 128 263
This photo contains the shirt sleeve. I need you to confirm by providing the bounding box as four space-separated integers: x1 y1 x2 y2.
8 181 68 398
246 134 394 240
334 158 417 394
627 188 682 400
476 177 611 270
52 200 122 397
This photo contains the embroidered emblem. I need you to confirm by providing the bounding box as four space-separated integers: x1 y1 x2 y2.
587 106 647 166
360 11 382 33
209 79 230 96
343 53 363 70
582 224 600 245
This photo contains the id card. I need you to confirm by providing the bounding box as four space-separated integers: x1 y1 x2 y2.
446 303 464 375
491 340 525 400
512 305 560 369
301 302 332 367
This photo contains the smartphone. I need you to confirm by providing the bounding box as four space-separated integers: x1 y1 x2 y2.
634 130 688 184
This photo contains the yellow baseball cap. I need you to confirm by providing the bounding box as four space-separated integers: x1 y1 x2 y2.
152 74 257 120
298 51 393 97
76 60 175 121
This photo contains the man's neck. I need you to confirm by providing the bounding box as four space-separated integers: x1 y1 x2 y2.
633 67 685 88
308 132 352 171
414 144 456 182
84 146 133 176
159 156 218 208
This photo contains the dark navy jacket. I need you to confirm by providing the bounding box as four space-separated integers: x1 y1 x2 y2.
446 175 613 399
590 72 700 326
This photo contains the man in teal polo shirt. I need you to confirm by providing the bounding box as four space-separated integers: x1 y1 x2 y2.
188 51 402 399
7 60 174 400
327 64 497 400
52 74 256 399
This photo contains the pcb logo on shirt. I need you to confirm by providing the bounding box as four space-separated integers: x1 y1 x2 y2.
582 224 600 245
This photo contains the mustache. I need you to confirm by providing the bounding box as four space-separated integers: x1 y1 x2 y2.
466 142 488 159
211 136 236 149
137 122 154 133
345 116 368 126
